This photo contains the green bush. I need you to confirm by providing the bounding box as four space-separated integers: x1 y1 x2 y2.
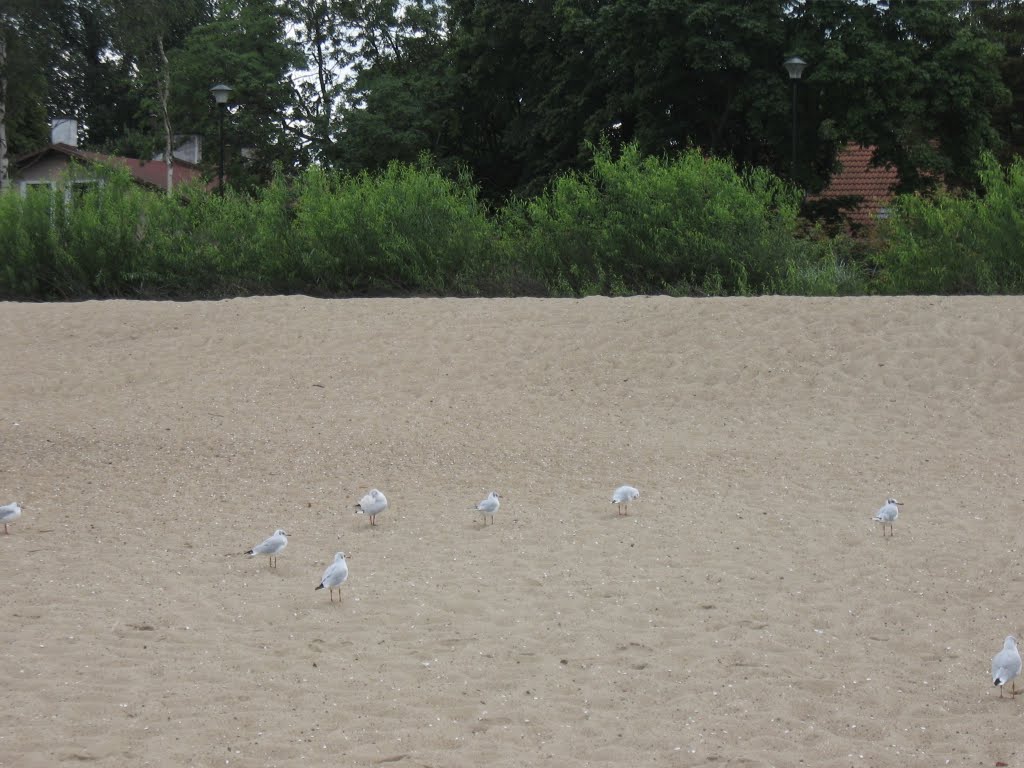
3 146 1022 300
873 153 1024 294
293 158 493 295
499 143 807 296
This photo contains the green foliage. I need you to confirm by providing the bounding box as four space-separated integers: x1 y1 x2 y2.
293 157 493 294
802 0 1010 193
169 0 306 189
769 236 869 296
4 146 1024 301
500 144 806 296
872 153 1024 294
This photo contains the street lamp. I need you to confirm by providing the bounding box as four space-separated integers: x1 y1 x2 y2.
210 83 233 195
783 57 807 181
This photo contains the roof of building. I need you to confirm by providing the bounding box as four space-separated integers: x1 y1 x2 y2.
813 143 900 229
13 143 214 192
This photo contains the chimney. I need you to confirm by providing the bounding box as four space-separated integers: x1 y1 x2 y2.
173 134 202 164
51 118 78 147
152 134 203 164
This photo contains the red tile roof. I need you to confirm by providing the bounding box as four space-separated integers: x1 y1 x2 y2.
813 143 900 229
14 143 216 192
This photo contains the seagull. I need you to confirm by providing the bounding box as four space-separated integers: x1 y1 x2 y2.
873 498 903 536
0 502 22 534
992 635 1022 698
315 552 349 602
611 485 640 516
354 489 388 526
473 491 501 525
245 529 288 568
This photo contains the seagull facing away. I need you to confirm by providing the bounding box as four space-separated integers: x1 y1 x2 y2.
245 528 288 568
611 485 640 516
873 498 903 536
992 635 1022 698
315 552 349 602
0 502 23 534
354 489 388 526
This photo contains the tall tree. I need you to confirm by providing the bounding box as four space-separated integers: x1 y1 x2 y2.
111 0 213 193
969 0 1024 161
798 0 1010 191
169 0 305 188
283 0 356 165
338 0 454 174
0 0 55 189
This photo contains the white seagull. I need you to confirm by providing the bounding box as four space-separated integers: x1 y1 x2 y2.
0 502 23 534
315 552 349 602
873 498 903 536
992 635 1022 698
473 491 501 525
611 485 640 516
354 489 388 526
245 528 289 568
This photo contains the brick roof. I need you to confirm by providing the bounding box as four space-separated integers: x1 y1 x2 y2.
14 143 216 192
813 143 900 229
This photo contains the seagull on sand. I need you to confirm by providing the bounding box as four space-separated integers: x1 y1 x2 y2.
873 498 903 536
245 529 288 568
992 635 1022 698
473 491 501 524
0 502 22 534
611 485 640 516
315 552 349 602
354 489 388 526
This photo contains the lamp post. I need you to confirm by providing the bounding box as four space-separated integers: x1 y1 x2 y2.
783 57 807 181
210 83 233 195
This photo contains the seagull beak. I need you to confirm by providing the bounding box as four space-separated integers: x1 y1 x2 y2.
895 502 904 506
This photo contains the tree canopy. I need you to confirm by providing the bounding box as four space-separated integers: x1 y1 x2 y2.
1 0 1021 200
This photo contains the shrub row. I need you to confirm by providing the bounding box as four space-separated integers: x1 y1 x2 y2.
1 147 1021 300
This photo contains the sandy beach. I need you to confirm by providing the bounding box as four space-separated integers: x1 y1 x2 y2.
2 295 1023 767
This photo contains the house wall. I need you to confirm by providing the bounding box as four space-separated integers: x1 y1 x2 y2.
13 154 72 184
12 155 102 195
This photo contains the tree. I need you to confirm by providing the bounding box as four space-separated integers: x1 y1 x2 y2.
0 1 59 190
338 0 455 174
969 0 1024 161
169 0 306 188
283 0 357 166
798 0 1010 192
111 0 213 193
434 0 795 200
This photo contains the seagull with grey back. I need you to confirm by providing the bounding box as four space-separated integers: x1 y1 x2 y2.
0 502 22 534
315 552 349 602
992 635 1022 698
245 528 288 568
354 489 388 526
473 491 501 525
611 485 640 516
873 498 903 536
